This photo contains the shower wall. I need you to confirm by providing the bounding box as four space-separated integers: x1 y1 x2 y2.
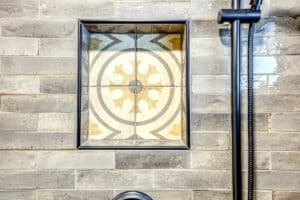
0 0 299 199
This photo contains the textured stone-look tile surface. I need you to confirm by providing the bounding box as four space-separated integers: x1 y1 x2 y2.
36 190 114 200
38 113 75 133
0 113 38 131
191 94 230 113
0 0 299 198
242 132 300 151
0 151 36 170
191 0 230 20
255 171 300 190
0 132 75 150
0 76 40 94
271 152 300 170
191 132 229 150
39 39 75 57
1 56 75 75
0 0 39 18
1 19 75 38
114 1 190 19
191 55 230 75
193 190 231 200
40 76 76 94
191 37 230 56
192 75 229 94
192 151 231 169
154 170 231 189
0 38 38 56
245 94 300 112
242 151 271 170
243 191 272 200
40 0 115 18
195 190 271 200
37 151 115 169
0 190 35 200
0 151 115 170
77 170 154 189
191 113 230 131
273 192 300 200
0 170 75 189
1 95 75 113
270 113 300 131
268 36 300 55
116 151 191 169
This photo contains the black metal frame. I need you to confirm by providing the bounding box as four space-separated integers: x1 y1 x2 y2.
77 19 190 150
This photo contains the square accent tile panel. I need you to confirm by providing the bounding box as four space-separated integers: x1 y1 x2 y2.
79 22 189 148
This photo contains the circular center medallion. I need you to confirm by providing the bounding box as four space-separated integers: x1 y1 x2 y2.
128 79 144 94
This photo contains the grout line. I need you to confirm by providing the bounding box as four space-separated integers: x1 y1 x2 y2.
37 38 40 56
269 151 272 170
74 170 78 190
38 0 41 19
134 30 138 140
190 149 193 169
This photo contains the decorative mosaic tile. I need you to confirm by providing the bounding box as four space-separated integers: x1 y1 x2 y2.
88 86 135 140
137 34 183 86
136 87 184 141
89 33 136 86
82 29 187 148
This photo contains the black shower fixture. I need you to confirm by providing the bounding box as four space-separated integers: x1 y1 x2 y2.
218 9 261 23
218 0 263 200
218 0 262 24
112 191 153 200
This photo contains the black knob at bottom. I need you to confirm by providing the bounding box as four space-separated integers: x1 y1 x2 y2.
112 191 153 200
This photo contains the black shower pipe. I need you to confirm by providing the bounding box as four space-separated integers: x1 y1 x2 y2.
218 1 261 200
230 2 243 199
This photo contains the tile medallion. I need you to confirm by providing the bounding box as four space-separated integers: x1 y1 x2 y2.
80 24 188 148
